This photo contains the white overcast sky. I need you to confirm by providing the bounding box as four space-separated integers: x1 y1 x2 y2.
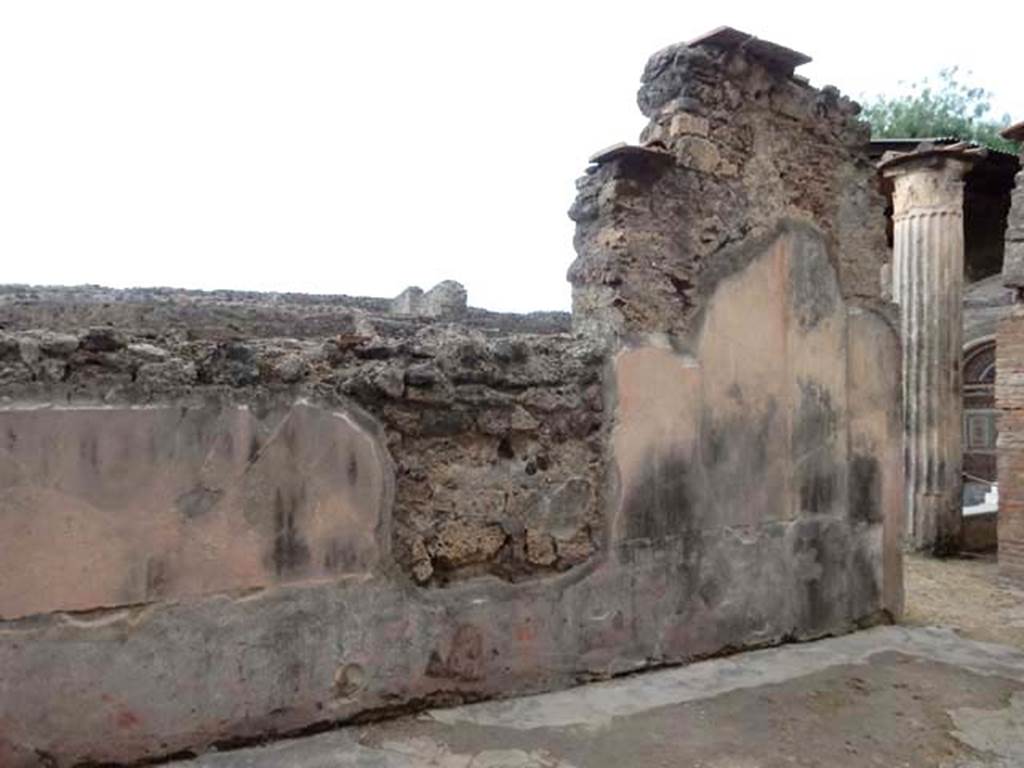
2 2 1021 312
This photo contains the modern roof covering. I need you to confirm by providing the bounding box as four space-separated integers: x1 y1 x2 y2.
870 137 1019 161
877 140 989 173
866 137 961 157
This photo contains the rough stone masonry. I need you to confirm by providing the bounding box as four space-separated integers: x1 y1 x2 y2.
0 28 903 767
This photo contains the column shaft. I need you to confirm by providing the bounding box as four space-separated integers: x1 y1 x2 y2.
884 153 977 554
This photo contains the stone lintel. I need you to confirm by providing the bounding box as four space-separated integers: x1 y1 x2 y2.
687 26 811 74
1001 120 1024 143
588 142 674 167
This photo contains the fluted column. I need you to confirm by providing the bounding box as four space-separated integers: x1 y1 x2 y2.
881 146 982 554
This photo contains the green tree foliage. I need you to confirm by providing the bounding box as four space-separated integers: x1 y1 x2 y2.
861 67 1016 152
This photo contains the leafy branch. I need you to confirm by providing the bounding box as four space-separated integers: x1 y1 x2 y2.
860 67 1016 153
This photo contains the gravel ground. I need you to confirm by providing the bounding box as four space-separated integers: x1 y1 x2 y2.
904 552 1024 650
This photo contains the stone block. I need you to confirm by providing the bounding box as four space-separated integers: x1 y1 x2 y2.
391 281 467 319
669 112 710 138
674 136 720 173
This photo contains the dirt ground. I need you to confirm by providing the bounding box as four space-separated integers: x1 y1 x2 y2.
904 553 1024 650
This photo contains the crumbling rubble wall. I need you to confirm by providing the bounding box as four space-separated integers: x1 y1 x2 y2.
0 30 902 768
569 33 886 339
0 285 612 766
0 286 604 601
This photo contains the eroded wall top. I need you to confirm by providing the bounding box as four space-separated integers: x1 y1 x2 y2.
568 27 887 339
0 283 571 338
0 286 606 597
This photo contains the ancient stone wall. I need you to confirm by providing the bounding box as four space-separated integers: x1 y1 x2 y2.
1001 127 1024 293
569 30 886 340
0 29 902 767
997 122 1024 579
0 286 603 598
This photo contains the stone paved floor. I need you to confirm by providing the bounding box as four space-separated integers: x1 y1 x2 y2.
171 625 1024 768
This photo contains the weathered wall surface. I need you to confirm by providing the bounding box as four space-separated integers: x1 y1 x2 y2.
965 274 1014 345
998 123 1024 580
0 401 392 619
1001 127 1024 291
0 297 605 592
998 310 1024 578
609 223 903 650
0 29 902 767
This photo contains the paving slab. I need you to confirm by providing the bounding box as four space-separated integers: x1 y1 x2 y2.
171 626 1024 768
